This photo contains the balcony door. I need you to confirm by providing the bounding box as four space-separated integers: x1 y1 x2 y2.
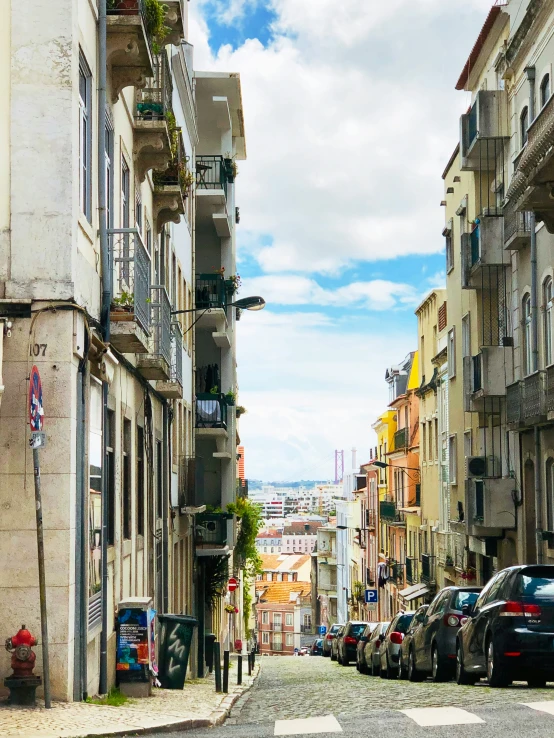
273 612 282 631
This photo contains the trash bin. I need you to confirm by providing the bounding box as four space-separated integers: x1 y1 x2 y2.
205 633 216 672
157 614 198 689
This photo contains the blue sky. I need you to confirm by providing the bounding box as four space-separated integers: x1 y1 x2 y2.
191 0 495 481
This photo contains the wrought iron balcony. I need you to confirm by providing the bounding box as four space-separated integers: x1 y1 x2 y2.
394 427 408 451
389 562 404 584
506 381 522 427
503 204 532 251
178 455 196 509
462 219 507 289
136 52 172 120
196 393 228 430
196 274 227 310
138 285 171 379
547 366 554 415
272 642 283 652
379 500 405 524
421 554 436 584
300 625 313 634
522 370 546 423
272 622 283 632
157 322 184 398
196 155 232 198
405 556 417 585
194 512 232 547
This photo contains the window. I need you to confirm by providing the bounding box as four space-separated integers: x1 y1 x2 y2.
422 423 427 461
544 278 553 366
273 613 282 626
89 380 103 598
521 106 529 149
123 419 132 540
546 458 554 532
434 418 439 460
449 434 457 484
541 73 551 109
135 187 142 233
285 613 293 626
303 614 312 629
448 328 456 378
121 157 130 229
286 633 294 646
445 222 454 273
428 421 433 461
461 314 471 358
523 293 532 375
105 119 114 229
79 53 92 220
106 410 115 546
156 439 163 519
262 611 269 624
262 632 269 644
137 425 144 536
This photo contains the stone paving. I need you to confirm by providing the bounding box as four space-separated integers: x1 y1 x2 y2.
231 656 554 724
0 665 259 738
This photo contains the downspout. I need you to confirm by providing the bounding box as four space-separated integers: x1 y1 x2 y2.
162 404 170 613
526 66 544 564
98 0 111 694
74 359 88 700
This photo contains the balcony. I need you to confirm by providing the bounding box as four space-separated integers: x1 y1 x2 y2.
547 366 554 418
194 274 231 345
134 53 173 183
178 455 196 510
379 500 405 525
389 562 404 585
272 622 283 632
464 348 512 412
196 155 233 226
195 512 233 555
196 393 228 431
366 509 377 531
300 625 313 634
393 427 408 451
109 228 151 354
503 204 532 251
107 0 154 103
506 381 522 428
153 129 191 224
460 90 509 171
461 218 507 289
157 322 184 398
506 94 554 232
508 371 547 428
469 478 515 535
163 0 187 45
405 556 417 585
421 554 436 584
137 285 171 379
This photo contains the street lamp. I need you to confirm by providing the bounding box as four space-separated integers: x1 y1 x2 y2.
373 461 419 472
171 295 266 315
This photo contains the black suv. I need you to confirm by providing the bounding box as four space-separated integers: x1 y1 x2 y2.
456 565 554 688
338 621 369 666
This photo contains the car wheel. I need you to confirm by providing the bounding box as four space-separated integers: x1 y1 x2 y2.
323 650 329 658
387 653 398 680
371 655 380 677
408 648 423 682
399 654 408 680
331 651 337 662
456 642 476 686
486 638 509 688
342 654 349 666
431 644 449 683
380 658 388 679
527 677 547 688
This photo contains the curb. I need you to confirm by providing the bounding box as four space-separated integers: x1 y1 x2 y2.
79 664 260 737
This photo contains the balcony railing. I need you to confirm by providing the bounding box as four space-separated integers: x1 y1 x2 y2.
109 227 151 333
196 274 227 310
170 322 183 387
503 205 532 249
472 354 482 393
547 366 554 414
421 554 436 584
366 509 377 530
196 155 231 198
178 455 196 508
107 0 154 57
300 625 313 634
194 512 232 546
149 285 172 367
153 128 192 197
136 52 172 121
394 427 408 451
272 642 283 652
405 557 417 585
523 370 546 421
506 381 522 426
272 622 283 632
379 500 396 521
196 393 228 430
389 562 404 584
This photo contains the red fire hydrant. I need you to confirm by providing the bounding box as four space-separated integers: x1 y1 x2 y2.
6 625 37 678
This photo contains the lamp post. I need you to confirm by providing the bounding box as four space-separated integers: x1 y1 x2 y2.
171 295 266 316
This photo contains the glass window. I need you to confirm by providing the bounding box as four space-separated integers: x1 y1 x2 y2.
544 278 553 366
262 611 269 624
350 623 366 637
547 458 554 532
122 419 132 540
541 74 551 109
286 633 294 646
523 294 532 375
286 613 293 626
483 571 509 605
262 632 269 644
394 613 414 634
518 567 554 600
449 435 457 484
521 106 529 148
474 575 498 609
448 328 456 378
79 53 92 221
89 380 103 598
453 590 479 611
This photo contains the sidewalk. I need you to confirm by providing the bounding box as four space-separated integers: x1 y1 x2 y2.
0 663 259 738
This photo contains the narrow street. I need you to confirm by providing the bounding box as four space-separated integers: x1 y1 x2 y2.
148 656 554 737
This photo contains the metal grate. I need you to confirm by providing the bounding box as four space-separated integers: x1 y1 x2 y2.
547 366 554 414
195 393 228 430
88 591 102 631
196 155 229 197
136 52 173 120
149 285 172 367
522 370 546 420
405 557 417 585
394 427 408 450
504 205 532 244
195 274 227 310
109 227 151 333
506 381 522 425
170 322 183 386
421 554 436 584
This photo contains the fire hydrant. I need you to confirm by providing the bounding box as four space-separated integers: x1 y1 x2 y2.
4 625 42 706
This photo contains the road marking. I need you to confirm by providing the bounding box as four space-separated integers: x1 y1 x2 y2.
401 707 485 726
274 715 343 735
523 701 554 716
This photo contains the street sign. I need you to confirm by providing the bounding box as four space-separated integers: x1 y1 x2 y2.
228 577 238 592
319 625 327 636
365 588 378 605
30 431 47 449
29 365 44 432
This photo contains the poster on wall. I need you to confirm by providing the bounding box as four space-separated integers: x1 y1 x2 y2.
117 608 150 681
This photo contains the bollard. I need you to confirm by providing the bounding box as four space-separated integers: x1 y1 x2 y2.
223 650 230 693
251 648 256 669
247 651 252 676
237 654 242 685
214 642 222 693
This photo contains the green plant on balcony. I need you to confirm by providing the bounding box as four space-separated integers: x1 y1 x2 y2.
223 152 239 181
226 497 263 579
209 386 219 395
204 554 230 607
445 555 454 567
225 390 236 406
236 405 247 418
353 580 364 602
146 0 169 53
112 291 134 311
225 274 242 294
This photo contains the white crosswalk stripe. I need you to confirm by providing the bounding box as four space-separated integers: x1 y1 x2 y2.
400 706 485 726
522 701 554 716
274 715 343 735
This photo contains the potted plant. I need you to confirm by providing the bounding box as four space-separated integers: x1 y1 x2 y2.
225 390 236 406
225 274 242 294
111 291 135 320
445 555 454 567
236 405 247 418
223 153 238 182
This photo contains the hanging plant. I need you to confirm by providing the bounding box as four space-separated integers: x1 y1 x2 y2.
226 498 263 578
204 555 230 608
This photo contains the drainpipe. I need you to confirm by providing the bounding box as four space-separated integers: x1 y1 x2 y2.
74 361 88 700
98 0 111 695
162 404 170 613
525 66 544 564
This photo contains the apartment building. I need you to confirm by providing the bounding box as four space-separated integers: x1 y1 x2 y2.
0 0 249 701
282 522 319 554
315 526 338 628
255 581 311 655
257 553 311 582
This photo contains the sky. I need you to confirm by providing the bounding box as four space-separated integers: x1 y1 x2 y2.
189 0 496 482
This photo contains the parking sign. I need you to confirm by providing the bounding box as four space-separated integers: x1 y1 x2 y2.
365 588 378 605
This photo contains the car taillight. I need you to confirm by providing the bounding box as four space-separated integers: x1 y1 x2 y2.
390 632 403 645
444 614 461 627
326 634 333 640
344 636 357 645
500 601 542 617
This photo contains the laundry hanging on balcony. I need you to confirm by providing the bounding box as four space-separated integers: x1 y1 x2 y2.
195 364 220 393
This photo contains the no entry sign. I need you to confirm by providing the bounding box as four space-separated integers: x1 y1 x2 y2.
29 366 44 432
228 577 238 592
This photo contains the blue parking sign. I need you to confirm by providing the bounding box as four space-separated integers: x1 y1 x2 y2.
365 588 378 604
319 625 327 635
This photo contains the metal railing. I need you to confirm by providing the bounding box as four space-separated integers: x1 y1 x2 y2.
107 0 154 58
379 500 396 520
109 227 151 333
136 52 172 121
196 155 229 198
300 625 313 634
195 274 227 310
178 455 195 508
394 427 408 450
195 393 228 430
272 642 283 652
506 381 522 425
547 366 554 414
149 285 172 367
405 557 417 585
421 554 436 584
194 512 231 546
503 206 532 245
522 370 546 420
153 128 191 197
366 509 377 529
272 622 283 632
170 322 183 387
389 562 404 584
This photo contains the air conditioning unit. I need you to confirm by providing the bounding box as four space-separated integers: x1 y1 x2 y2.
466 456 501 479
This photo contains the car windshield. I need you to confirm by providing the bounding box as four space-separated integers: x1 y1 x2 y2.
316 640 322 646
453 591 479 610
380 622 390 635
394 614 414 634
519 568 554 600
330 625 342 635
350 624 366 637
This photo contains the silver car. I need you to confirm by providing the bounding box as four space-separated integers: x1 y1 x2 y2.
364 621 390 676
379 611 416 679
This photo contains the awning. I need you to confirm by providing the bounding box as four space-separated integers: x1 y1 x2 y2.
398 583 429 602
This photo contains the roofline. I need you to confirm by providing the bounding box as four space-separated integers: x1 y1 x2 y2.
455 5 505 91
442 143 460 180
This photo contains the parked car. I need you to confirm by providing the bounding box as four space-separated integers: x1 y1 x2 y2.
456 565 554 688
338 621 369 666
311 639 323 656
331 625 345 661
399 605 429 679
406 586 481 682
323 623 344 657
356 623 378 673
299 646 310 656
379 611 416 679
364 621 390 676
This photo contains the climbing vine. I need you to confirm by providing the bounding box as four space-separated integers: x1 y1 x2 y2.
227 497 263 579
